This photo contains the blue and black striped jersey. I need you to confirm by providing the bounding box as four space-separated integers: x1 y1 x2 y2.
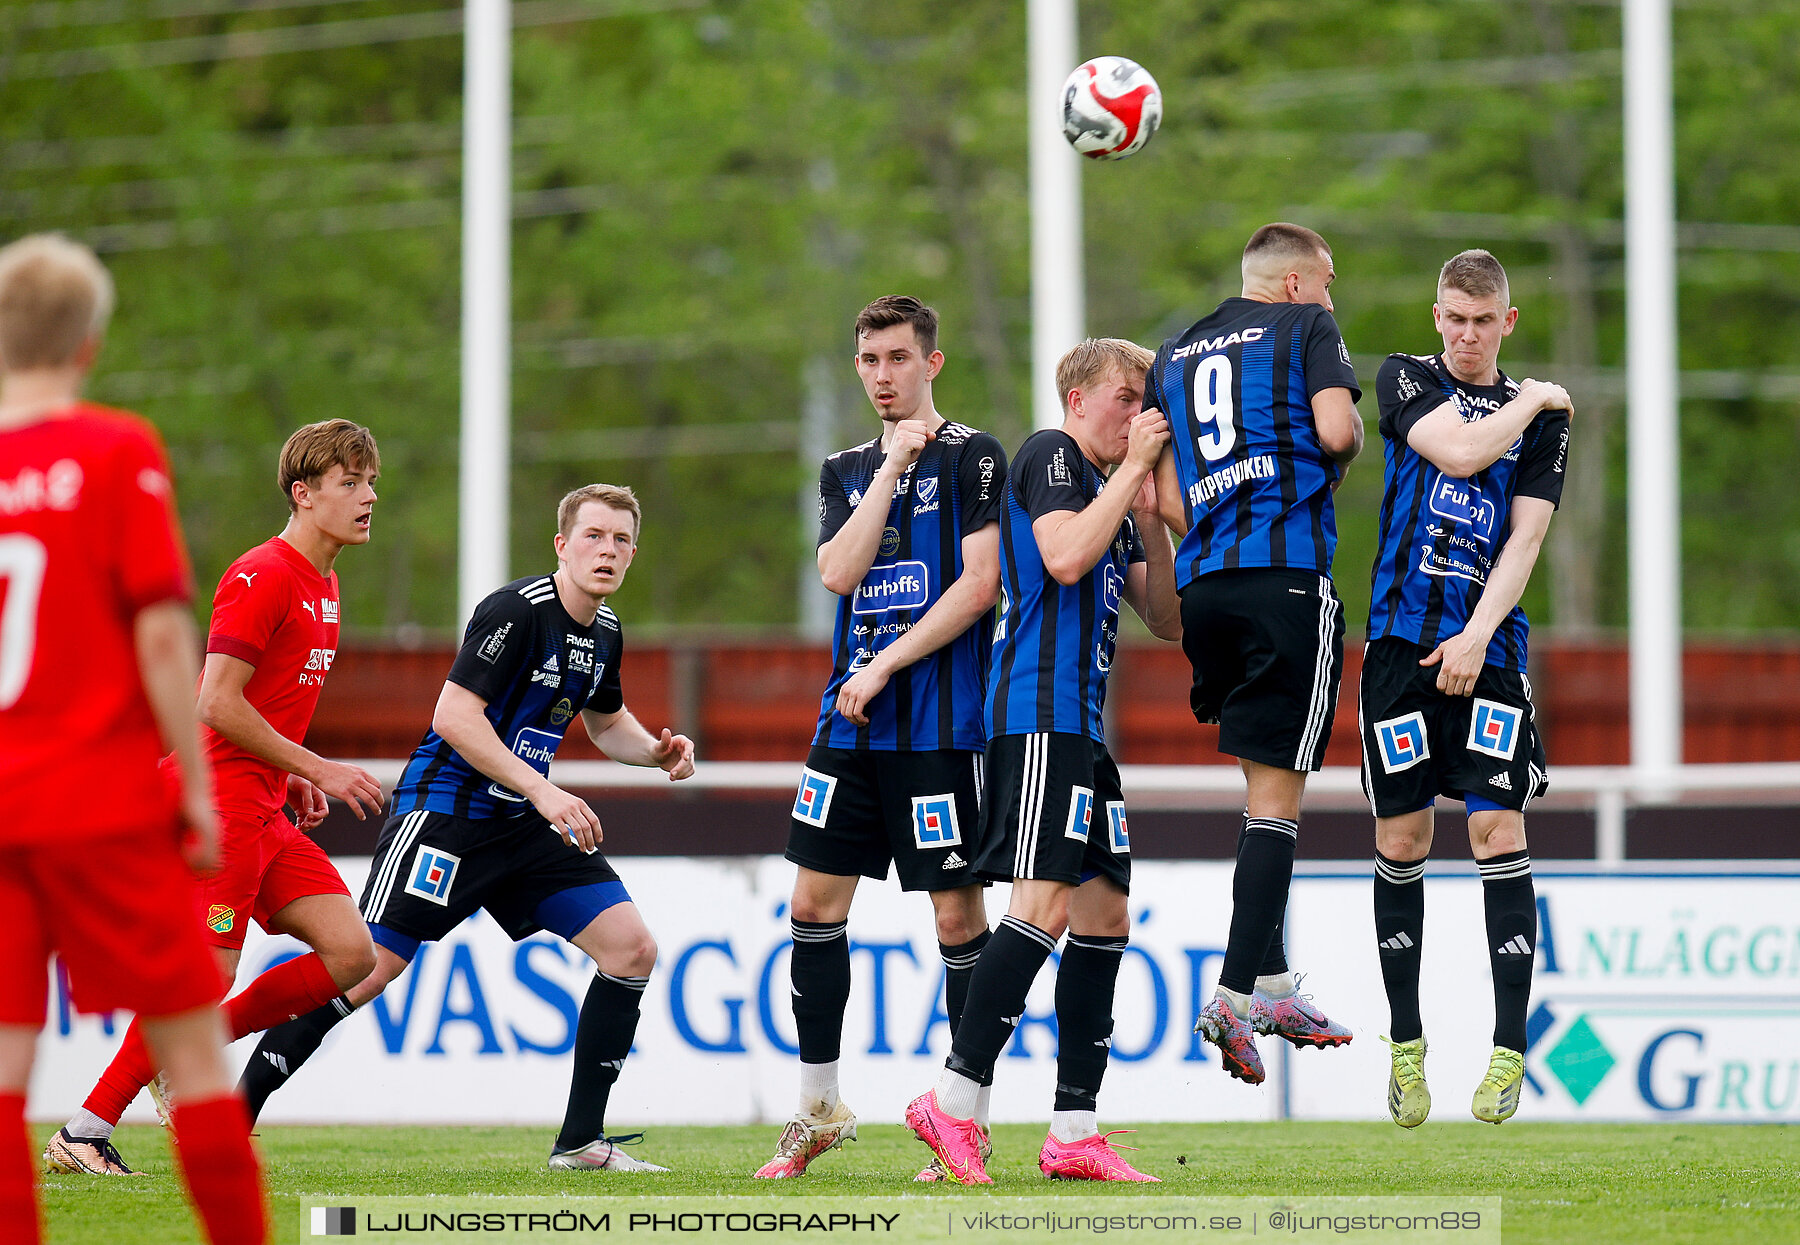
394 575 624 819
986 429 1145 744
813 421 1007 752
1146 298 1361 587
1367 353 1569 673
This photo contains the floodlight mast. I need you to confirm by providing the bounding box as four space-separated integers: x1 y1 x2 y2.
459 0 512 627
1624 0 1683 778
1028 0 1084 431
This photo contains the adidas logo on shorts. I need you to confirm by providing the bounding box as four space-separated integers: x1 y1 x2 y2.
941 851 967 870
1488 772 1513 791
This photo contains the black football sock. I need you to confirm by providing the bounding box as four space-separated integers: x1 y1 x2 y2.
1219 815 1298 995
1238 819 1291 979
1479 851 1536 1052
555 972 648 1153
789 918 851 1065
1261 911 1289 977
1053 934 1126 1112
237 995 354 1124
1373 850 1428 1043
940 929 990 1039
945 916 1055 1085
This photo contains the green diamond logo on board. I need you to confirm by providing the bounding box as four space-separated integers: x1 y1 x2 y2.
1544 1014 1616 1105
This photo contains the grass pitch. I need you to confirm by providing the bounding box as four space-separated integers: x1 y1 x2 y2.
32 1120 1797 1244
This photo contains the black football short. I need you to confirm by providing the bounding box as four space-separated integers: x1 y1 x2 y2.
360 807 627 948
786 747 982 891
1358 636 1549 818
1180 567 1345 772
972 732 1130 891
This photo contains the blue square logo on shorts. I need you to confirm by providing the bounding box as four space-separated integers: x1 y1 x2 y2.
1376 712 1431 773
1064 787 1095 842
911 794 961 848
404 848 461 906
1106 801 1129 854
793 767 836 827
1468 699 1522 760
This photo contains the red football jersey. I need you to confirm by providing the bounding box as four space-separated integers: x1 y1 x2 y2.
0 405 194 845
203 536 340 818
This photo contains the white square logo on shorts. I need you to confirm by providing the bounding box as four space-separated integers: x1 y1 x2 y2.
1105 801 1129 854
793 767 836 827
404 848 461 906
1064 787 1095 842
1375 711 1431 773
1469 699 1522 760
911 794 961 848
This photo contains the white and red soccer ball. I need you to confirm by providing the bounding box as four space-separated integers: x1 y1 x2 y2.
1061 56 1163 161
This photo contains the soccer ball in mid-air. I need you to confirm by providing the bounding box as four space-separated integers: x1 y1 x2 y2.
1061 56 1162 161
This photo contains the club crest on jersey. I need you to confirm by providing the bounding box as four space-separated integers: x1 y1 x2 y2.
912 475 939 515
205 904 236 934
1469 699 1522 760
1375 711 1430 773
793 768 836 827
405 848 461 906
911 794 962 848
853 561 929 615
1064 787 1095 842
1106 801 1129 854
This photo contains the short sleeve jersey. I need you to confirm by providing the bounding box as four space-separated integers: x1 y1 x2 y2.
0 405 193 844
986 429 1145 744
394 575 625 820
813 421 1007 752
1366 353 1570 672
203 537 341 818
1146 298 1362 587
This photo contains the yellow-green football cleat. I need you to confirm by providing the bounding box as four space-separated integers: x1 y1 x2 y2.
1381 1035 1431 1128
1472 1046 1526 1123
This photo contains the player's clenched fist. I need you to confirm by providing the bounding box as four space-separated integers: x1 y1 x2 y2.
1126 408 1170 469
883 419 936 472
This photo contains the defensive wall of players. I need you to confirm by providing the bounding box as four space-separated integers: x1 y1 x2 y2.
29 857 1799 1128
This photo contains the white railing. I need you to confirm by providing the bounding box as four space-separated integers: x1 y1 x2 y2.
344 760 1800 867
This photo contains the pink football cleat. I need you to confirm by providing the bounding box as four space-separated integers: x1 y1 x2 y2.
1038 1130 1160 1182
904 1091 991 1185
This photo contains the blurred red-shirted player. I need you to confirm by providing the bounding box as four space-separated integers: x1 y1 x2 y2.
0 234 266 1244
48 418 385 1174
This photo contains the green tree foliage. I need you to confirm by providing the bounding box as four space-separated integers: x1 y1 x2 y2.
4 0 1796 633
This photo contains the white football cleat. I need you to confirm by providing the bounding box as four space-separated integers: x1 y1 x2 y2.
548 1133 669 1172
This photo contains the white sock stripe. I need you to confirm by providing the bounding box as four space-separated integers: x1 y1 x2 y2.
1064 934 1127 952
940 950 984 969
790 920 849 943
1000 915 1057 953
330 996 355 1018
1295 576 1337 770
1246 817 1299 839
599 971 650 990
1478 856 1533 879
1375 856 1427 883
